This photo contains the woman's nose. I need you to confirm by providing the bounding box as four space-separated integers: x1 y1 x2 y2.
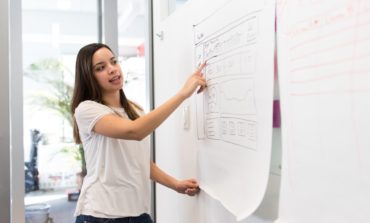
108 63 117 74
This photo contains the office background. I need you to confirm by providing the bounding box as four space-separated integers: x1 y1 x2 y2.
2 0 369 223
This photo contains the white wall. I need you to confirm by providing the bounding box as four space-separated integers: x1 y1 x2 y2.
10 0 25 222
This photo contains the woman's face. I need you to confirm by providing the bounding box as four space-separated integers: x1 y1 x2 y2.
92 47 124 94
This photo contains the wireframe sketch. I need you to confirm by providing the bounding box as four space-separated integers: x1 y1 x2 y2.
194 12 260 150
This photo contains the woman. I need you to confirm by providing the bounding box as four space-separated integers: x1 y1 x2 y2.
71 43 207 223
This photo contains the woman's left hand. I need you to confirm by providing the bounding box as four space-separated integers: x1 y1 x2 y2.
175 179 200 196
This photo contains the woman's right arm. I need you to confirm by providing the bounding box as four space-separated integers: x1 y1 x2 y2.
93 63 207 140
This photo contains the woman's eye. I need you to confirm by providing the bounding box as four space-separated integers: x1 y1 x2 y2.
95 66 105 72
112 59 118 65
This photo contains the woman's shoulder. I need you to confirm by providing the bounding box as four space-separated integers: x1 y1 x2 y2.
77 100 102 109
75 100 110 115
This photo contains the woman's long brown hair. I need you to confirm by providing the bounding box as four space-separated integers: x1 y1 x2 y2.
71 43 141 144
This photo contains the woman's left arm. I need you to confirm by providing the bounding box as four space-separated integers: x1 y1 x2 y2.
150 161 200 196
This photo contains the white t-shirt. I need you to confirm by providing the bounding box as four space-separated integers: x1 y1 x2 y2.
74 100 151 218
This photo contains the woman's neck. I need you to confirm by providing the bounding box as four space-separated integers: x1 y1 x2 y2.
102 91 121 108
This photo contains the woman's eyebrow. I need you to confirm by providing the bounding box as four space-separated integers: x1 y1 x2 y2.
93 61 105 68
93 57 115 68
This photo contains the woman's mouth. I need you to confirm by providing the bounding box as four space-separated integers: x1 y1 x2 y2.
109 75 121 83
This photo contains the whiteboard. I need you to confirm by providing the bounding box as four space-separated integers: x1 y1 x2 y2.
277 0 370 222
153 0 276 222
194 0 275 220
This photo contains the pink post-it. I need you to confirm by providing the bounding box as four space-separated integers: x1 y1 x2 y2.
273 100 281 128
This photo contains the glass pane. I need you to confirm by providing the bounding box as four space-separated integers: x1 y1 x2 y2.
168 0 188 16
118 0 148 111
22 1 98 222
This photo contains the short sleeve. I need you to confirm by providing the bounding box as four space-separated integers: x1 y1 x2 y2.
74 100 114 142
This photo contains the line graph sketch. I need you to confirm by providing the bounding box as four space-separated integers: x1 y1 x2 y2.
205 78 256 116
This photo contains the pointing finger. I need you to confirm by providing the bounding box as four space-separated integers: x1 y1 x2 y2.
197 62 207 73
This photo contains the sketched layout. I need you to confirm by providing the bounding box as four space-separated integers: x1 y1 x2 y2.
194 10 261 150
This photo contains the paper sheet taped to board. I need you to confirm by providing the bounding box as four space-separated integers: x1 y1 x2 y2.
277 0 370 222
194 0 275 220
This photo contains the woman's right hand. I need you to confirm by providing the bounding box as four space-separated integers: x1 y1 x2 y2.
178 62 207 99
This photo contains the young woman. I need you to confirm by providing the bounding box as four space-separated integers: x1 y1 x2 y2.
71 43 207 223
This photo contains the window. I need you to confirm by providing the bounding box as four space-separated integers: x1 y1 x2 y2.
118 0 148 110
23 1 98 222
